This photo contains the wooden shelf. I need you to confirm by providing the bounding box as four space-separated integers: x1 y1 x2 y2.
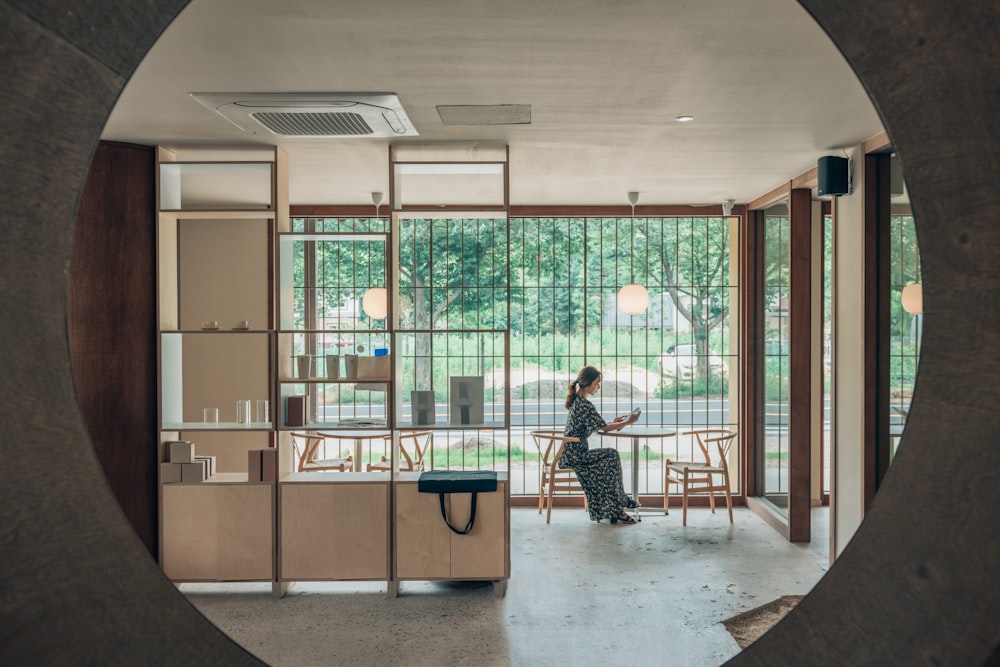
166 421 273 431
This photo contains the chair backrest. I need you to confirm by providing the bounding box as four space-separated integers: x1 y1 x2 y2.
391 430 433 471
290 432 325 472
530 430 578 470
685 429 737 471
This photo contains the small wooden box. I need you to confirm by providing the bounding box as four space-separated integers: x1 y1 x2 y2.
248 450 263 482
261 449 278 481
160 462 183 483
286 395 309 427
169 440 195 463
180 460 207 482
193 455 216 477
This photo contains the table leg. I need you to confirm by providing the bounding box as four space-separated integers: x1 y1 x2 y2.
354 438 363 472
632 436 640 500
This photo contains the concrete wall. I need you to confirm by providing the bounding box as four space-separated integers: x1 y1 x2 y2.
1 1 998 665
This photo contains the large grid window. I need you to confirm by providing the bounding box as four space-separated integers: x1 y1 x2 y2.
293 215 738 496
889 212 920 457
509 216 738 498
396 216 511 470
762 206 790 510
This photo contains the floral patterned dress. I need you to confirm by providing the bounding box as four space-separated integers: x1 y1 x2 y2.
560 395 630 521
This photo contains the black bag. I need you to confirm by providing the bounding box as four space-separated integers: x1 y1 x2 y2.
417 470 498 535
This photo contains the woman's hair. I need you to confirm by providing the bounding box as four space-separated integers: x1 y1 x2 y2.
565 365 602 409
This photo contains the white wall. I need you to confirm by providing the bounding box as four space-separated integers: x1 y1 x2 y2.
831 144 867 557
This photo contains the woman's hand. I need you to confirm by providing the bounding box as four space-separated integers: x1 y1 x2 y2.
627 410 640 424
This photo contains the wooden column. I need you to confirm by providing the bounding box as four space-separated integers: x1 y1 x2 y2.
68 141 158 556
788 188 813 542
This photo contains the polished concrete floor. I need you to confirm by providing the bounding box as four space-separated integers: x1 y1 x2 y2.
182 506 830 667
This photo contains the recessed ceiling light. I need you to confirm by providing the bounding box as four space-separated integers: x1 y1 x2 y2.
674 115 695 122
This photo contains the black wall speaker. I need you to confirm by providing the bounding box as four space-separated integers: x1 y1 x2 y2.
817 155 850 196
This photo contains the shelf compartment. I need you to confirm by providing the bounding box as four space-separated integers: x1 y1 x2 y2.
159 162 273 211
277 232 388 332
161 332 272 428
393 329 509 429
278 381 389 429
277 331 390 382
157 216 272 331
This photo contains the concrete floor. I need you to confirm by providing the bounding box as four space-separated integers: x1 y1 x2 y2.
182 507 830 667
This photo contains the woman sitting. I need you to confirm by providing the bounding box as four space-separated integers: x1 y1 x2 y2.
561 365 641 525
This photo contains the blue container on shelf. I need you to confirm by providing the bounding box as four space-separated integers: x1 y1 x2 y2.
374 347 389 357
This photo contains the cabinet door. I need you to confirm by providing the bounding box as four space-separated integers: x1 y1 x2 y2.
449 483 507 579
280 483 389 580
395 483 451 579
162 484 273 581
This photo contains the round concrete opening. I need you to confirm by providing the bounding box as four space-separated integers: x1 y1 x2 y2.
1 1 997 664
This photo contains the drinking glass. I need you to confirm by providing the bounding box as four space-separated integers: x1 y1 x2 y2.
255 399 269 425
236 400 251 425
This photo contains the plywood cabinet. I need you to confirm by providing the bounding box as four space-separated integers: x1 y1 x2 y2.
279 475 390 581
161 480 274 581
394 473 509 585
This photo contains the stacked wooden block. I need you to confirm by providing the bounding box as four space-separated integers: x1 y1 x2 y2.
161 441 216 483
247 449 278 482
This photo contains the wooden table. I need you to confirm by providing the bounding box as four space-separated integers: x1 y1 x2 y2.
319 430 390 471
599 427 676 510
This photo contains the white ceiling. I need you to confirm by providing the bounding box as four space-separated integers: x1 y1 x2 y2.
102 0 885 207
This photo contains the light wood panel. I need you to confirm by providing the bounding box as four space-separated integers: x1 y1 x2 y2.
395 482 451 579
177 218 270 330
450 483 507 579
162 483 273 580
395 479 508 580
279 482 389 580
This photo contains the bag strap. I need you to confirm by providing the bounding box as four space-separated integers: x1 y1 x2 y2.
437 492 478 535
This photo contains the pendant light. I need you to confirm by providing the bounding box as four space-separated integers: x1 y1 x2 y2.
618 191 649 315
362 192 388 320
901 282 922 315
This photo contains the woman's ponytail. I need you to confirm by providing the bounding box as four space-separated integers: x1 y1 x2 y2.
564 381 578 409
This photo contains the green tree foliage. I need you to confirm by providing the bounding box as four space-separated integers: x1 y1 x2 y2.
648 216 732 380
398 217 510 331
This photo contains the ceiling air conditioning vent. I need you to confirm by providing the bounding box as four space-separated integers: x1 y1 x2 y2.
190 93 418 138
254 111 374 136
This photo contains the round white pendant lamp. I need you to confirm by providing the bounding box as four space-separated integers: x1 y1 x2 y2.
618 282 650 315
619 191 649 315
901 282 923 315
362 287 388 320
362 191 389 321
